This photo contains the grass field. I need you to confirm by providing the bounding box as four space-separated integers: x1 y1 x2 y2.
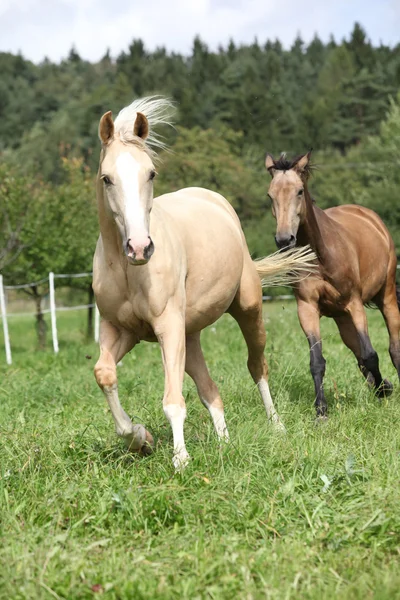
1 303 400 599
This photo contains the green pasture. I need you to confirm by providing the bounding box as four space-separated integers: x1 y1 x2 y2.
0 303 399 599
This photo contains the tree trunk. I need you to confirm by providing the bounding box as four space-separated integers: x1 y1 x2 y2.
32 286 47 349
87 284 94 339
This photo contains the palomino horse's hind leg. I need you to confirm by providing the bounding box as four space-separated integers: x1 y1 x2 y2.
346 300 392 397
185 332 229 441
94 320 154 454
154 308 189 471
229 263 284 430
376 280 400 383
334 315 376 387
297 300 328 419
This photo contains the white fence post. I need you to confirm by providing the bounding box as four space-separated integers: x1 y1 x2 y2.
94 304 100 343
49 272 59 354
0 275 12 365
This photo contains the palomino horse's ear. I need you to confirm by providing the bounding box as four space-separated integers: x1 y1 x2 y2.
294 149 312 174
265 153 276 176
99 111 114 144
134 112 149 140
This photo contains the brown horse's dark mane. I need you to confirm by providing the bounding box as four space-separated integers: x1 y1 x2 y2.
271 153 314 180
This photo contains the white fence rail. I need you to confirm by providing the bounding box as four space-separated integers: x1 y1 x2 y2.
1 267 399 366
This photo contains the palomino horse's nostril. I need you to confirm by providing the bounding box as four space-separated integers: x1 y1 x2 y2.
126 239 135 257
144 238 155 260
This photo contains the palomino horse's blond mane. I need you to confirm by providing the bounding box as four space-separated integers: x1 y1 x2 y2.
113 96 175 156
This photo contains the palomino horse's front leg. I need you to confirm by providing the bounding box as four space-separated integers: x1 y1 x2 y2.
94 320 154 454
297 300 327 419
155 309 188 471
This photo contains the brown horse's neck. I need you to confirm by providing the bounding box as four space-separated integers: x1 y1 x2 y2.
297 184 329 264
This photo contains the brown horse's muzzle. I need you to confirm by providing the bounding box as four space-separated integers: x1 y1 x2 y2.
275 233 296 250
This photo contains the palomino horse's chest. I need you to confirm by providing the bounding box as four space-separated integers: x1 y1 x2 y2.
115 300 157 342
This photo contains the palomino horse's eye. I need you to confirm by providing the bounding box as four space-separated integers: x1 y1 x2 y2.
297 189 304 196
102 175 112 185
149 170 157 181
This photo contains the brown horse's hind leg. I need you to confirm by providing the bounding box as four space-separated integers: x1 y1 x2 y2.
185 332 229 441
334 315 375 387
297 300 327 419
94 320 154 455
376 281 400 383
228 260 284 430
346 300 392 397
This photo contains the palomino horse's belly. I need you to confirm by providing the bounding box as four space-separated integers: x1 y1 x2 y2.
185 284 239 334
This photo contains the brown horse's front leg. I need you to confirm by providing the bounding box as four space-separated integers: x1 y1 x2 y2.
346 301 392 397
297 300 327 419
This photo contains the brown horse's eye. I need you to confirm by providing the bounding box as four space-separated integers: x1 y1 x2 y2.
297 188 304 196
102 175 112 185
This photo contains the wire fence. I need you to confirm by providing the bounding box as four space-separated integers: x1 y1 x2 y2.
0 272 100 365
1 267 399 366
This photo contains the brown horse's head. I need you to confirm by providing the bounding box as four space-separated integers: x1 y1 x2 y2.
265 151 312 250
97 97 174 265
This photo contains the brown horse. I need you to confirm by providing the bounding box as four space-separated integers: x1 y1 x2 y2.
265 151 400 419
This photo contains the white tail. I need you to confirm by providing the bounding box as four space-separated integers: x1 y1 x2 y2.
254 245 317 287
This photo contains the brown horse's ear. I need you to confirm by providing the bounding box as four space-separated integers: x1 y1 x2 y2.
134 112 149 140
265 153 276 176
294 150 312 174
99 111 114 144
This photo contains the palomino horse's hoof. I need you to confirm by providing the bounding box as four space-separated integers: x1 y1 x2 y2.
138 430 155 456
125 425 154 456
376 379 393 398
172 450 190 472
315 414 328 426
272 419 287 434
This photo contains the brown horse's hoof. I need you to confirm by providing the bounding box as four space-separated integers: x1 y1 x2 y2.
376 379 393 398
315 414 328 426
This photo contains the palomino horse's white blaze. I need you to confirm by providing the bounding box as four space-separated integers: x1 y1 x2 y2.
93 96 315 470
115 153 150 255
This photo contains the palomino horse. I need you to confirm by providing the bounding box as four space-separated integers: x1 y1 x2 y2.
265 151 400 419
92 96 316 469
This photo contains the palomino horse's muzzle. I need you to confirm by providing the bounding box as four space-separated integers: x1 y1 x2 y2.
126 236 155 264
275 233 296 250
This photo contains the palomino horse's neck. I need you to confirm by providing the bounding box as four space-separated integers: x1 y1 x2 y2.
297 185 330 264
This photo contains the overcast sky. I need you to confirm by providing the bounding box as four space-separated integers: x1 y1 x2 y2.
0 0 399 64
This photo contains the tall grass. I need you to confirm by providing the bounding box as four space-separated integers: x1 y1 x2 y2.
1 304 399 599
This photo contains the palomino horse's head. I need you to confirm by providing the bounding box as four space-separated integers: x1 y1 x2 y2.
98 97 174 265
265 151 312 250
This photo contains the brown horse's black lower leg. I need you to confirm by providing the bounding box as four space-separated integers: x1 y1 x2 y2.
347 302 392 397
297 301 327 418
307 334 327 418
334 315 375 387
377 283 400 383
